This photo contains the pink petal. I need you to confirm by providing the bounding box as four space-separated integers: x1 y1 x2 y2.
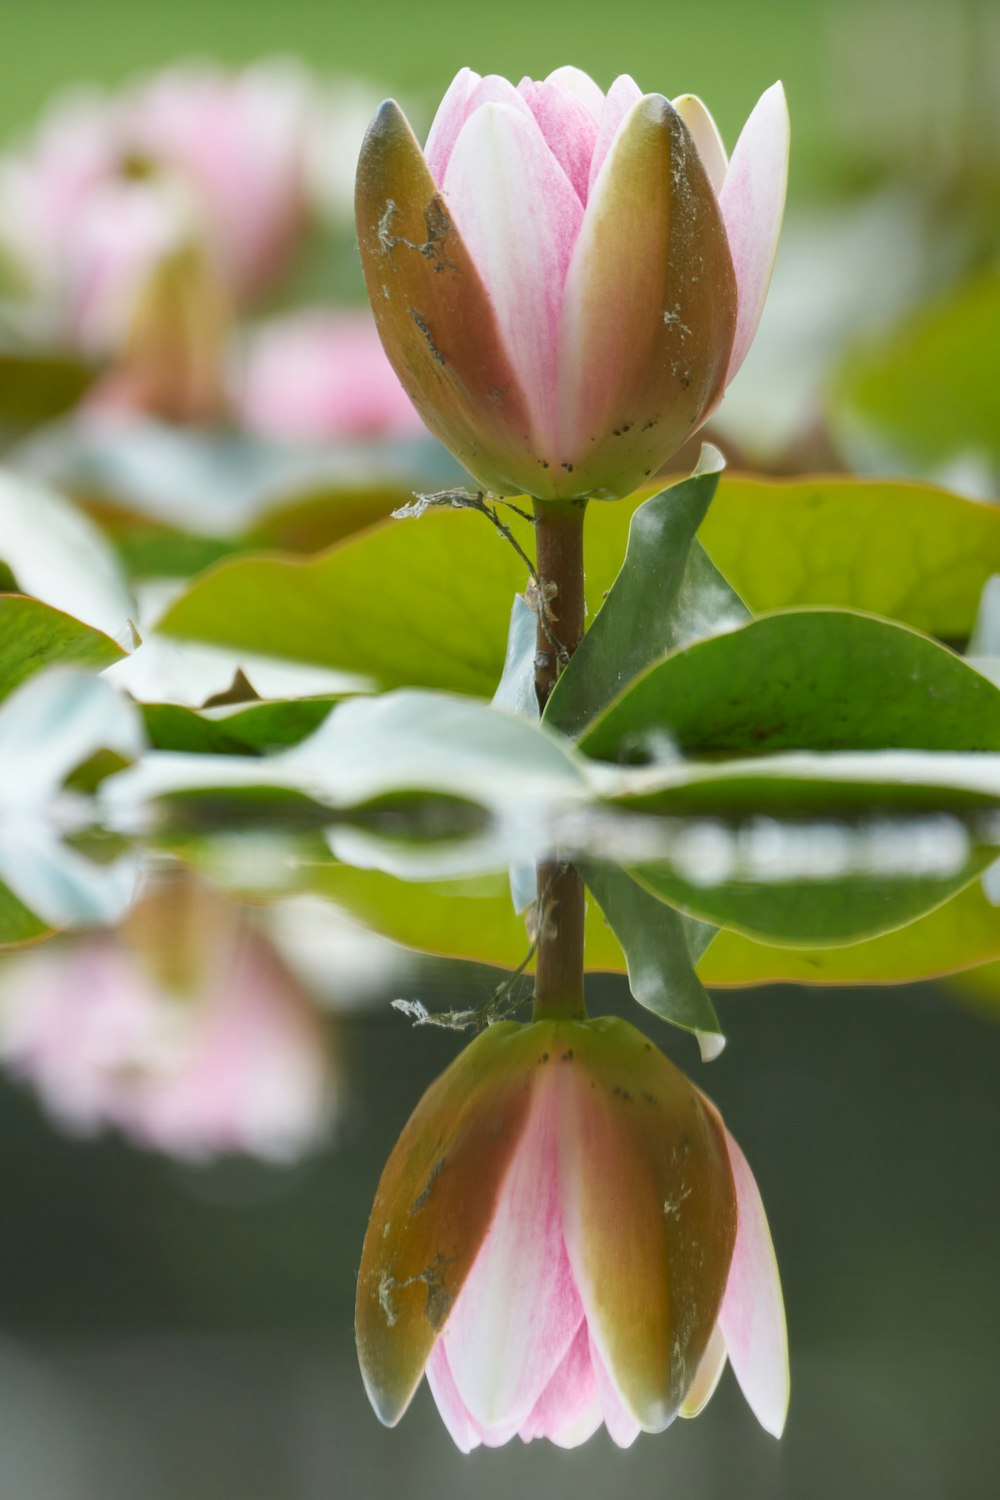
517 78 599 203
425 1342 482 1453
440 1072 584 1433
443 100 583 455
544 66 606 122
719 1128 790 1437
588 74 643 191
589 1336 642 1449
673 93 729 195
718 81 790 382
678 1321 728 1418
519 1318 602 1448
424 67 481 184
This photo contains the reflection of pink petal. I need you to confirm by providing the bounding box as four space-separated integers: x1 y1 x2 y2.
519 1319 601 1447
441 1074 583 1433
236 310 424 442
719 1127 790 1437
589 1336 642 1449
425 1342 482 1454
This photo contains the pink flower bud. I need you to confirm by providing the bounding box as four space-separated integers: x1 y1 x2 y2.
356 69 788 500
235 309 424 441
356 1016 788 1450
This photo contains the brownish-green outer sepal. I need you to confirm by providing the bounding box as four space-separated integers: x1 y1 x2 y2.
559 96 737 499
355 101 537 497
355 1021 543 1426
559 1017 737 1427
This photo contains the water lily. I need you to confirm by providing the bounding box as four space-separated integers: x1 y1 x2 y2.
356 1015 788 1450
356 67 788 500
235 308 424 441
0 61 316 351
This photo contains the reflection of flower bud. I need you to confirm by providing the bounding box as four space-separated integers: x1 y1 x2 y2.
0 881 334 1162
356 68 788 500
357 1016 787 1450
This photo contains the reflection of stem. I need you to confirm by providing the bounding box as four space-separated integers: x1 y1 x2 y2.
532 499 588 711
532 861 586 1022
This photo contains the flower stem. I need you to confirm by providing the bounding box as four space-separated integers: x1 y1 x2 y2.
532 497 588 712
532 861 587 1022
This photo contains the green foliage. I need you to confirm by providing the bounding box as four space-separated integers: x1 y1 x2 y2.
701 475 1000 640
580 610 1000 761
829 273 1000 484
0 596 125 699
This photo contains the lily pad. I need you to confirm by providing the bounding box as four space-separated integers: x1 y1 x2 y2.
545 452 749 738
700 475 1000 641
580 609 1000 762
699 875 1000 986
0 596 126 700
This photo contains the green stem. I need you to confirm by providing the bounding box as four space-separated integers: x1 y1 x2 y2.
532 861 587 1022
532 497 588 712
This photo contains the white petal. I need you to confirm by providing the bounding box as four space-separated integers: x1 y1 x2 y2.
719 1128 790 1437
444 101 583 452
678 1321 728 1418
719 81 790 382
673 93 729 194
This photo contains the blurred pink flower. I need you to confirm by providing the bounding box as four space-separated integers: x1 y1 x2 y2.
0 62 315 351
356 67 789 499
357 1016 788 1451
0 885 334 1162
235 308 424 441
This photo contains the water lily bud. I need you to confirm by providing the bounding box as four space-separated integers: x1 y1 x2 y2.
356 68 788 501
356 1015 788 1450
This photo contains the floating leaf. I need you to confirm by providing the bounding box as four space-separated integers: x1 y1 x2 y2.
0 348 95 435
631 849 990 946
580 609 1000 762
0 470 137 645
828 271 1000 485
0 597 125 700
580 861 721 1043
158 500 644 696
700 475 1000 640
141 696 341 755
699 875 1000 986
545 450 748 738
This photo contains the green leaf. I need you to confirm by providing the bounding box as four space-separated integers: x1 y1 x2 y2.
0 348 95 434
700 475 1000 641
303 862 627 974
140 696 341 755
580 861 721 1044
0 880 53 949
828 271 1000 483
698 875 1000 986
158 499 645 697
580 609 1000 761
631 852 991 947
0 596 125 700
545 452 749 738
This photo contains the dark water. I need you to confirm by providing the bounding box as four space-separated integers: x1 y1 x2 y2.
0 835 997 1500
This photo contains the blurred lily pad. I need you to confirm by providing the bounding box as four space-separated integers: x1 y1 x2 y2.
141 695 341 755
828 272 1000 488
580 609 1000 761
0 596 126 700
701 475 1000 641
0 348 96 437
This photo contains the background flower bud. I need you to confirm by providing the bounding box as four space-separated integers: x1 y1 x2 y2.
356 1015 788 1450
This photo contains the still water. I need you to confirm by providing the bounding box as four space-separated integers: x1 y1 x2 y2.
0 809 997 1500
